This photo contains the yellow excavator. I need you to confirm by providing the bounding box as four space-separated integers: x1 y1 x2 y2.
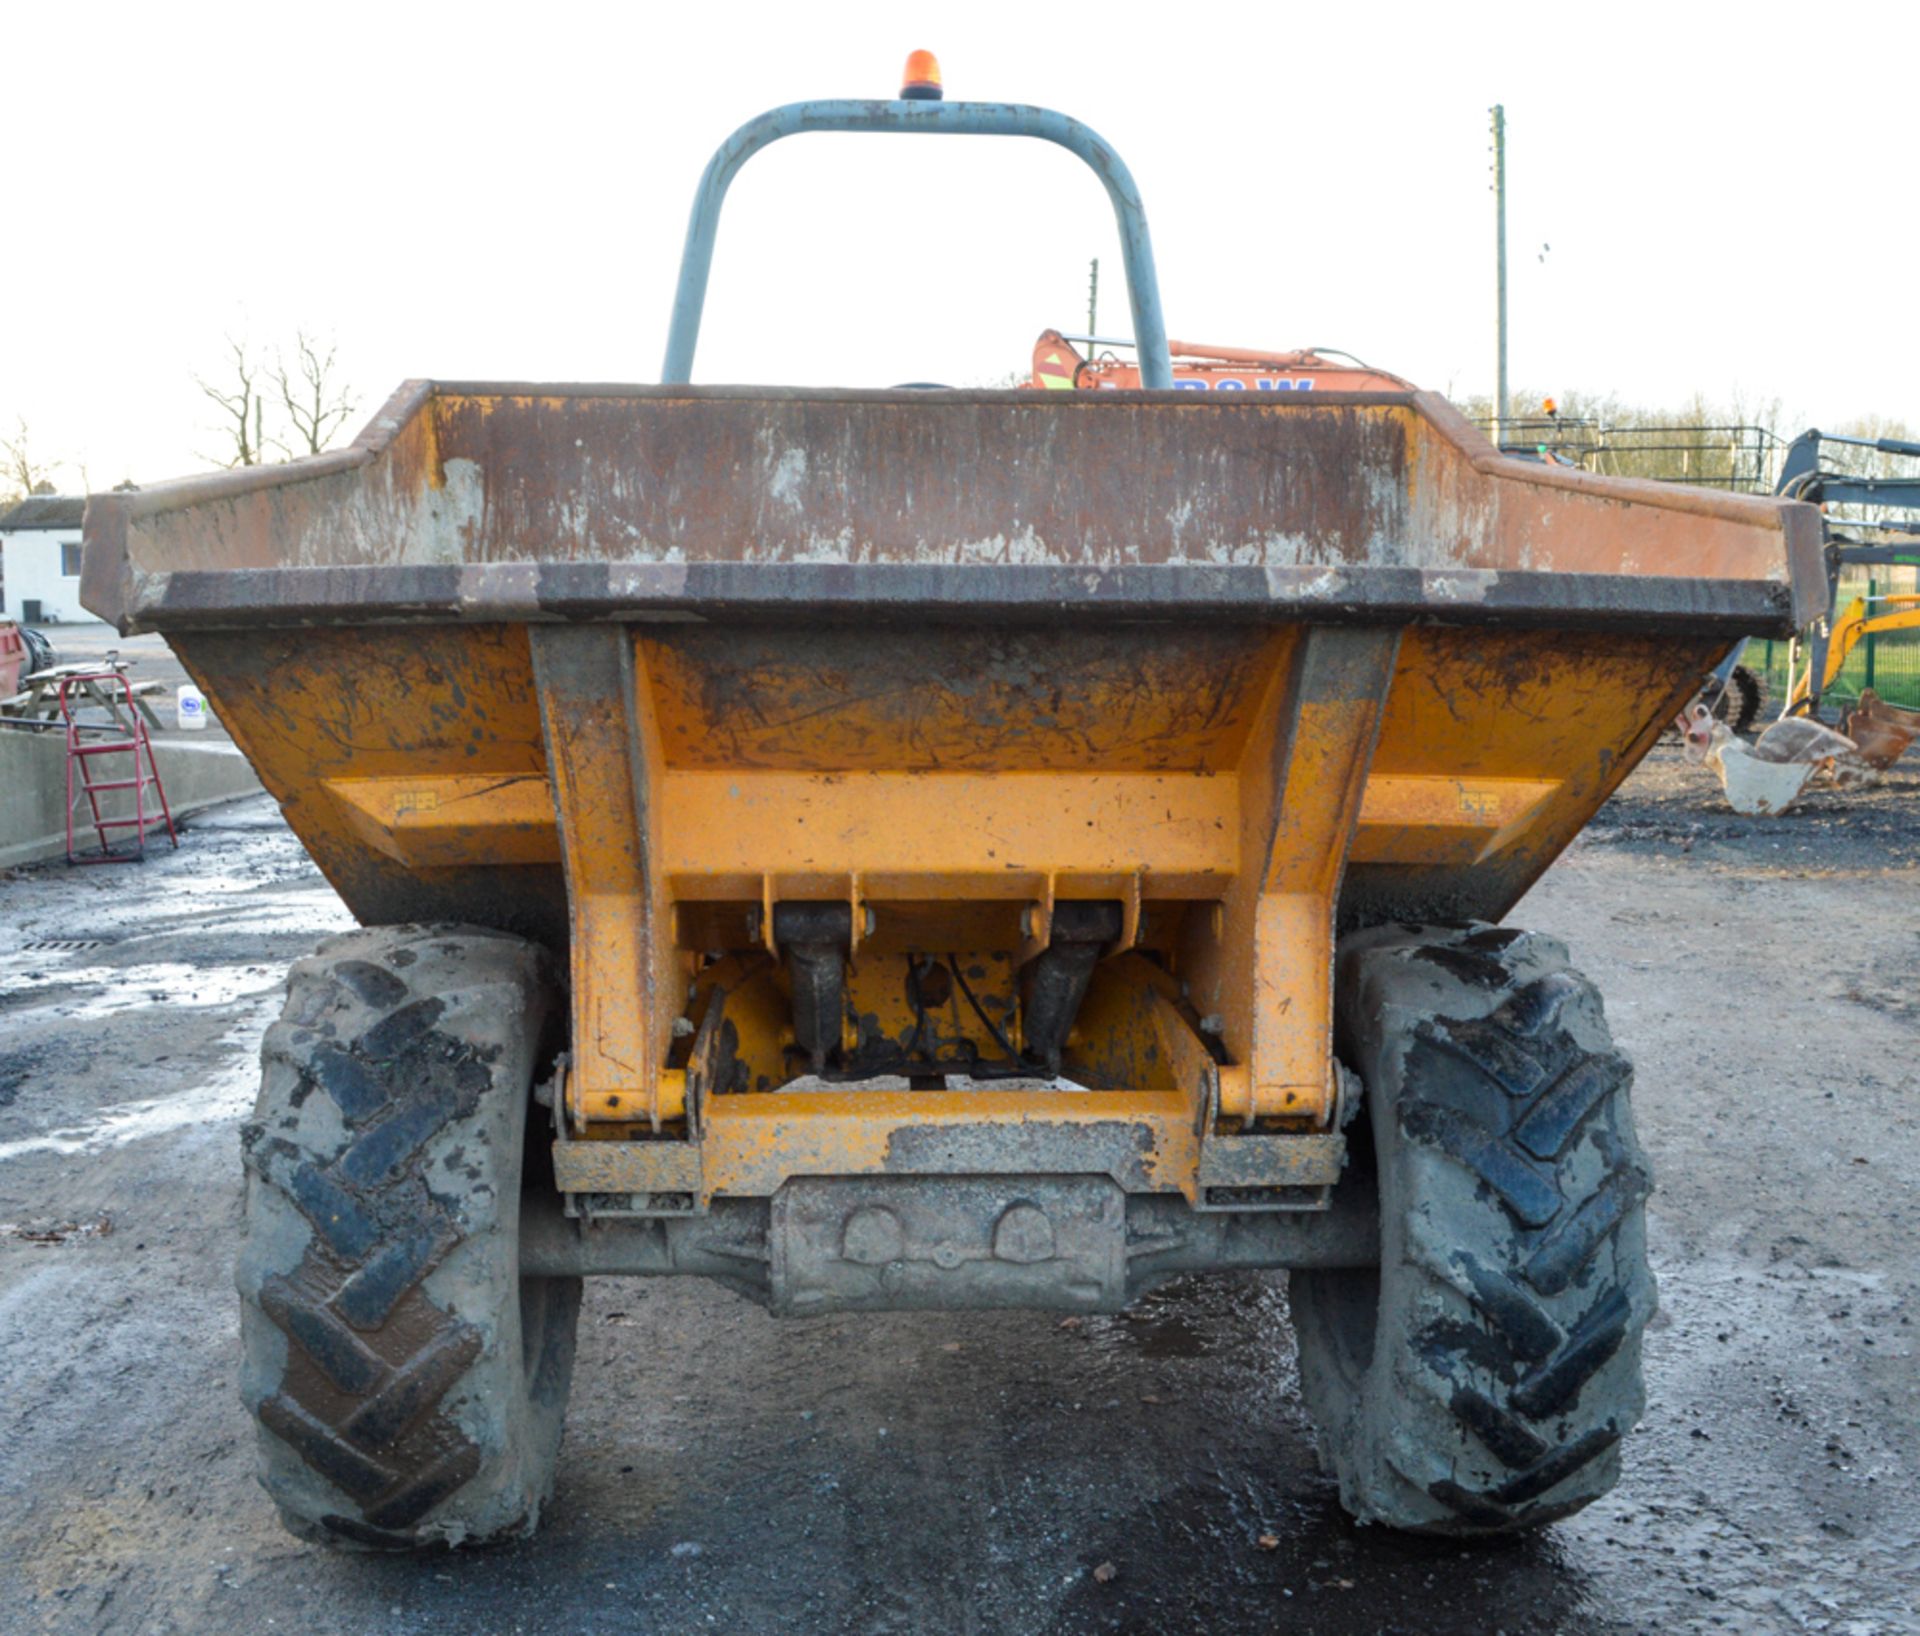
1775 430 1920 765
1785 591 1920 711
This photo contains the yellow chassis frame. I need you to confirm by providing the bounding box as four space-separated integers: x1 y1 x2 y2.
171 617 1716 1211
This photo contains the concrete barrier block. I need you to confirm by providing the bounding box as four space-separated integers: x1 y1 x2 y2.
0 730 264 867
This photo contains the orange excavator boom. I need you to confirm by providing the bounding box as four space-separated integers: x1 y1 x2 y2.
1028 328 1412 393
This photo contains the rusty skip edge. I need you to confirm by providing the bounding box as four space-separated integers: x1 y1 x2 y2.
83 378 1810 528
79 379 1825 638
93 557 1802 636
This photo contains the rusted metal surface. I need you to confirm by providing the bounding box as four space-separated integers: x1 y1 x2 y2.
83 384 1824 636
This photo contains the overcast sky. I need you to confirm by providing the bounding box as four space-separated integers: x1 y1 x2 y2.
9 0 1918 488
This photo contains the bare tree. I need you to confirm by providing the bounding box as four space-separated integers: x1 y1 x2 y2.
1 416 61 500
272 330 357 457
196 337 270 467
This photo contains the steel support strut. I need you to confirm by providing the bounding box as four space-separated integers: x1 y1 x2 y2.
530 626 682 1129
1180 626 1401 1129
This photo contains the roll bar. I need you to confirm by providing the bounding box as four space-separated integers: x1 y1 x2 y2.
661 99 1173 388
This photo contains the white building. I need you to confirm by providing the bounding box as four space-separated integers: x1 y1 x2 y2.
0 495 88 624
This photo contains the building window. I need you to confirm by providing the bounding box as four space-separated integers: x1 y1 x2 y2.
61 542 82 578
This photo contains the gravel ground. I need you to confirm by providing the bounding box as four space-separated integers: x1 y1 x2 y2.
1 746 1916 1635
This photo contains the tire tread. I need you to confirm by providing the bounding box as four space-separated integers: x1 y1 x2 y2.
1292 923 1656 1536
237 924 574 1549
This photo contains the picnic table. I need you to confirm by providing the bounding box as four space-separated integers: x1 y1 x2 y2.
0 659 167 734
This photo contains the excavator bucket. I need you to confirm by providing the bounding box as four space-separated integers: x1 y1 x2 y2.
1841 689 1920 769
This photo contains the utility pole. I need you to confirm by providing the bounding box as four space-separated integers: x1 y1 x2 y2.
1087 257 1099 340
1491 104 1509 448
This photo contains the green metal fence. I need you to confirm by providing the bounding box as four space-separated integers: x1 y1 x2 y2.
1747 577 1920 713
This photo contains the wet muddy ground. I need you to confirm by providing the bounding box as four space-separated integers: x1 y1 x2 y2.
1 747 1916 1634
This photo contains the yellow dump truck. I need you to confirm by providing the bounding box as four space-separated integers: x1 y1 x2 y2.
82 71 1821 1550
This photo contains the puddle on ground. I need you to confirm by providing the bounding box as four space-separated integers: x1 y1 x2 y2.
0 960 284 1023
1075 1275 1285 1366
0 1001 270 1163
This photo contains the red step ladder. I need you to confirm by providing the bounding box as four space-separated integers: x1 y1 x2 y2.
59 669 179 863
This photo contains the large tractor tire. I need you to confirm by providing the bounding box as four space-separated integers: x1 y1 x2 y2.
236 925 580 1548
1291 922 1655 1536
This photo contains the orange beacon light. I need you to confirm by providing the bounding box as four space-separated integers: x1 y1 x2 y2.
900 50 943 101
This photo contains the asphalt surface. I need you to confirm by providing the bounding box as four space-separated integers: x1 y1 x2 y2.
1 750 1916 1635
